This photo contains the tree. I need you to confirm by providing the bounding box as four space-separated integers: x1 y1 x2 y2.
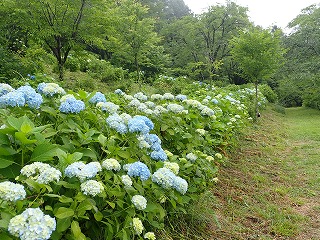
10 0 111 80
230 27 285 119
110 0 165 83
198 1 250 82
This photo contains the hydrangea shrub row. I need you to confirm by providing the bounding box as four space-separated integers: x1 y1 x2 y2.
0 81 267 239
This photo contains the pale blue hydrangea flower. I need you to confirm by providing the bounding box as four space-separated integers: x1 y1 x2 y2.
120 113 132 124
153 105 168 115
167 104 184 114
21 162 61 184
125 161 151 181
202 99 209 105
102 158 121 171
97 101 119 114
0 83 14 96
150 149 168 161
131 195 147 210
128 99 141 108
59 97 85 114
137 103 148 111
89 92 106 104
151 168 176 189
80 180 104 196
163 162 179 175
145 101 155 108
0 91 25 107
134 92 148 101
186 153 197 162
200 107 215 117
150 94 163 101
173 176 188 195
114 89 124 95
0 181 26 202
37 83 66 97
121 175 133 187
8 207 56 240
211 98 219 104
175 94 187 101
16 86 43 109
64 161 101 182
132 217 144 235
144 232 156 240
128 116 154 134
162 93 174 100
183 99 203 109
106 114 128 134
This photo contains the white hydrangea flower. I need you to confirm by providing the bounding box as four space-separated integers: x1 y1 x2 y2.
8 208 56 240
80 180 104 196
163 161 179 175
164 150 173 158
215 153 223 159
0 181 26 202
64 161 101 182
102 158 121 171
121 175 132 187
206 156 215 162
21 162 61 184
132 217 144 235
131 195 147 210
123 94 134 101
196 129 206 135
144 232 156 240
186 153 197 162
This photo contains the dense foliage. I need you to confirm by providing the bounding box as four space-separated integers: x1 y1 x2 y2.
0 81 267 239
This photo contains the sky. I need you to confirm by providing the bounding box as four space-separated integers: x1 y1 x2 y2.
184 0 318 30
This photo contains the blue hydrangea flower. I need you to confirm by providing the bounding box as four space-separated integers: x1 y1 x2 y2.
0 83 14 97
65 162 101 182
8 208 56 240
151 168 176 189
0 91 25 107
173 176 188 194
114 89 124 95
16 86 43 109
0 181 26 202
106 114 128 134
89 92 106 104
211 98 219 104
175 94 187 101
128 116 154 134
126 161 151 181
59 97 85 114
150 149 168 161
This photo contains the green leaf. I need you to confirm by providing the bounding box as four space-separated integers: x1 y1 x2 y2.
41 106 57 116
20 121 33 134
78 148 97 161
30 143 58 162
0 233 13 240
94 211 103 221
117 150 130 159
15 132 37 145
56 217 72 233
55 207 74 219
98 134 108 147
71 221 86 240
0 155 14 168
0 133 10 145
7 116 23 130
107 201 115 209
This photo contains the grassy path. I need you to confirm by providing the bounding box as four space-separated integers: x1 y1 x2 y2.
207 107 320 239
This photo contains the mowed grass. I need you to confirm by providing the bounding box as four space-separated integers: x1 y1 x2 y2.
160 106 320 239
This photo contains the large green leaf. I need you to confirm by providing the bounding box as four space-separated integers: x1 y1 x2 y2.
15 132 37 145
0 155 15 168
55 207 75 219
71 221 86 240
29 143 58 162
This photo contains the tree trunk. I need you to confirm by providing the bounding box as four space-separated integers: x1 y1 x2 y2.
58 62 64 81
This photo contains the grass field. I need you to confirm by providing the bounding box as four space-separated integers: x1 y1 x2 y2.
160 106 320 239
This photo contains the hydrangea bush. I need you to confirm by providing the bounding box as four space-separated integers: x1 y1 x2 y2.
0 81 267 239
